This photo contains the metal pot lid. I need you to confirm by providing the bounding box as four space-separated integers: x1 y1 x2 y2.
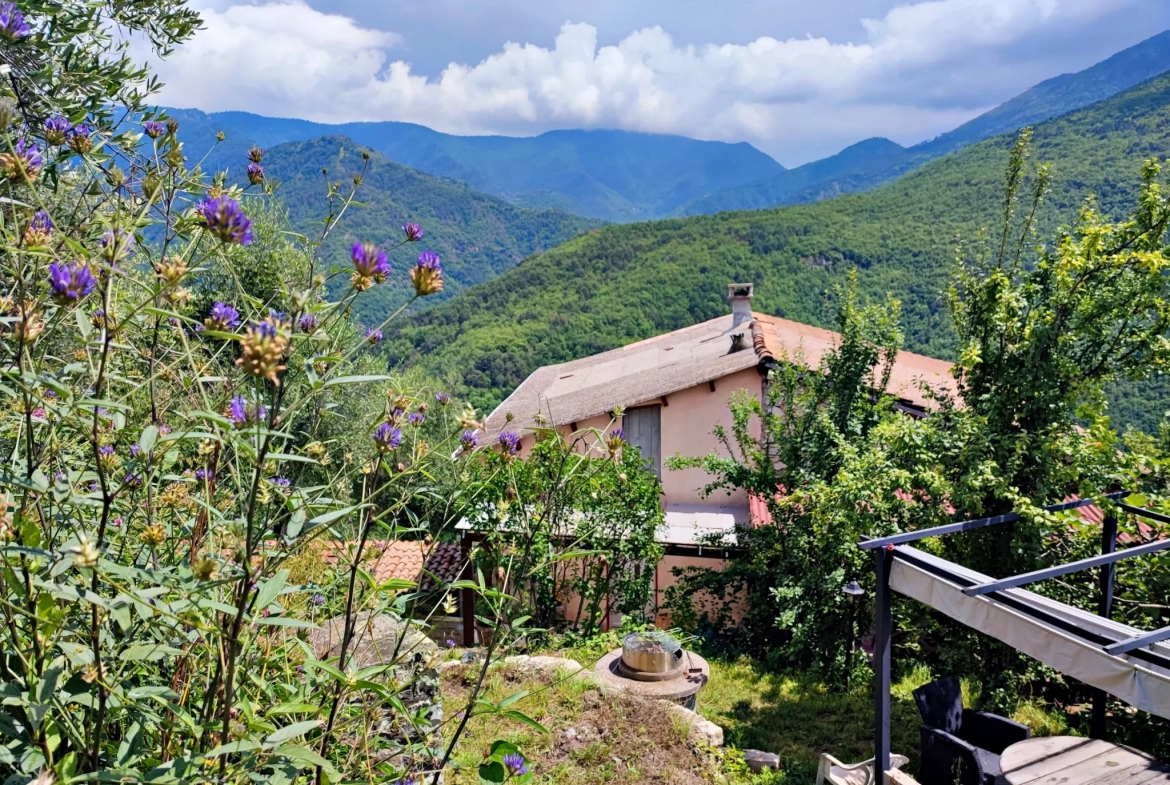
621 631 681 654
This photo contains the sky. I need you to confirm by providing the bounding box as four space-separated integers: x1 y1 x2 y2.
142 0 1170 166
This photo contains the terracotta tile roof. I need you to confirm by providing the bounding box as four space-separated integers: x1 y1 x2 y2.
316 540 466 589
486 311 956 436
750 314 955 410
419 541 464 591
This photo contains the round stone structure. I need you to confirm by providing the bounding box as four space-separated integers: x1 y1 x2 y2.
592 647 710 705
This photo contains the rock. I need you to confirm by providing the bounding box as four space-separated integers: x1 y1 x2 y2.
563 727 578 740
309 611 438 669
308 612 442 756
665 703 724 747
744 749 781 773
460 650 481 665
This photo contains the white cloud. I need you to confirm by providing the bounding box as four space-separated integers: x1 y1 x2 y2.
146 0 1141 164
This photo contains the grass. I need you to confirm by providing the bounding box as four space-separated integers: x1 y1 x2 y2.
440 638 1075 785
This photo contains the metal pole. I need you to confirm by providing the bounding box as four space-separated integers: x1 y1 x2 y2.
873 547 893 779
1091 510 1118 739
845 600 855 691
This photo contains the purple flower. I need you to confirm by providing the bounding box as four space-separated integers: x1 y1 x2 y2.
124 472 143 490
410 251 444 297
366 328 383 344
351 242 389 281
197 195 253 245
273 476 290 487
298 312 319 332
445 638 456 647
403 222 423 242
0 2 30 40
159 425 172 436
43 116 69 146
269 309 288 323
460 430 478 451
247 162 264 185
254 320 277 340
98 445 114 457
372 422 403 451
228 395 267 427
502 753 529 777
66 124 93 154
130 445 141 457
435 392 450 405
498 431 520 456
248 146 264 164
23 209 53 245
204 302 240 332
195 468 213 482
143 120 166 139
609 428 625 441
100 228 133 263
407 412 424 426
311 593 325 606
48 260 97 305
2 139 42 182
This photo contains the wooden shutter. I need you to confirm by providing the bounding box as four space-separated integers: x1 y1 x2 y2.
624 405 661 478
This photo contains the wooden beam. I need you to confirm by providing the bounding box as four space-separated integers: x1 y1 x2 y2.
709 380 717 392
660 395 669 407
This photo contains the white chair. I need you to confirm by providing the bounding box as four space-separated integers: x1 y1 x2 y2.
817 753 909 785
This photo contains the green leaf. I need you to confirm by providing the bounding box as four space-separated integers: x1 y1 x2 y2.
255 616 318 629
307 504 367 527
138 424 158 455
254 569 289 611
503 710 548 734
489 740 520 758
267 702 321 716
322 374 392 387
118 644 182 662
273 742 335 772
263 720 322 746
478 761 506 785
496 690 529 710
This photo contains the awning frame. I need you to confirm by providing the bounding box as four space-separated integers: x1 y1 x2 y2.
859 491 1170 775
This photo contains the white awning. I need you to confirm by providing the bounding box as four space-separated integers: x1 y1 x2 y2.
890 546 1170 720
660 504 746 546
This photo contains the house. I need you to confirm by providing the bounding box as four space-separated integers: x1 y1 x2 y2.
481 283 955 628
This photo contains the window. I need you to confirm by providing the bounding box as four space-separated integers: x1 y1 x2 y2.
624 405 661 478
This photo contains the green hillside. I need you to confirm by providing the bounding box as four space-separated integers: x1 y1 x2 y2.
382 71 1170 432
261 136 603 324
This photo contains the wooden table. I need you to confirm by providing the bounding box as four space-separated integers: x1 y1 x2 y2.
1002 736 1170 785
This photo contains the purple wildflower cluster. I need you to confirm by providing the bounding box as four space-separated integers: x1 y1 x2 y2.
351 242 389 281
66 125 92 154
502 753 529 777
407 412 425 426
435 391 450 405
24 209 53 246
48 260 96 305
298 312 319 333
143 120 166 139
0 2 30 40
460 430 478 451
498 431 520 456
410 250 444 297
366 328 383 344
195 468 214 483
197 195 253 245
372 422 403 451
2 139 42 182
204 302 241 332
403 222 423 242
43 116 69 146
228 396 267 427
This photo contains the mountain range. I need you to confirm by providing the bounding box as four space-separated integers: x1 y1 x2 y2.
164 31 1170 224
379 68 1170 433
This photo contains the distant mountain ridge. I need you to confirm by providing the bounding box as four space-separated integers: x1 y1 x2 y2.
168 110 785 223
678 30 1170 216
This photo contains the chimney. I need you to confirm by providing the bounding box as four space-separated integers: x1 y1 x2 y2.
728 283 754 328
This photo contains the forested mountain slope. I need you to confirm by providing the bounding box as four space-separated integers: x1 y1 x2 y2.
261 137 602 323
383 71 1170 432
